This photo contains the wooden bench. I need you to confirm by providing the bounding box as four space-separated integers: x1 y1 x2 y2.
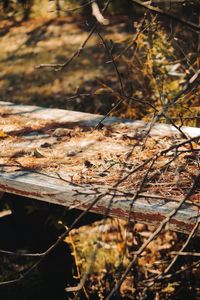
0 101 199 235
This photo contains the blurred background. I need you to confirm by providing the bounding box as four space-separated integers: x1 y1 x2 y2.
0 0 199 124
0 1 200 299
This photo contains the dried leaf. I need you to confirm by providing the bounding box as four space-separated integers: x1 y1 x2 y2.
0 130 7 138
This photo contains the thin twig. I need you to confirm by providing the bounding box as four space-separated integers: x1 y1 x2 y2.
130 0 200 32
105 173 200 299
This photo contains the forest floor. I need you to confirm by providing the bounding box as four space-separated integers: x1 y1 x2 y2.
0 16 132 115
0 15 200 300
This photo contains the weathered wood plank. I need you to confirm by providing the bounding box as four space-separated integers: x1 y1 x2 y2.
0 171 199 235
0 101 200 235
1 101 200 137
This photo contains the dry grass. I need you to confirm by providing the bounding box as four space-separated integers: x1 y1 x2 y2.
0 6 200 298
0 106 199 203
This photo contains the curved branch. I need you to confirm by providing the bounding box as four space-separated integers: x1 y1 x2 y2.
130 0 200 32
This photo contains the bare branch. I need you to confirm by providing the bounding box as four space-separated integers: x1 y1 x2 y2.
92 1 109 25
130 0 200 32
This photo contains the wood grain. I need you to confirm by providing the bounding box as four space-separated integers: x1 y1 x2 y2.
0 101 199 235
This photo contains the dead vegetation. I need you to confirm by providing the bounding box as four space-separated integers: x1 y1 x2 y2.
0 1 200 299
0 106 200 203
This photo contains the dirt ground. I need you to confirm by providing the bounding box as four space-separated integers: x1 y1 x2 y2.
0 14 200 300
0 16 132 115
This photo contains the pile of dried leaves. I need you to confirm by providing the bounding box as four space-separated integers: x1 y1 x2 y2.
0 106 199 203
